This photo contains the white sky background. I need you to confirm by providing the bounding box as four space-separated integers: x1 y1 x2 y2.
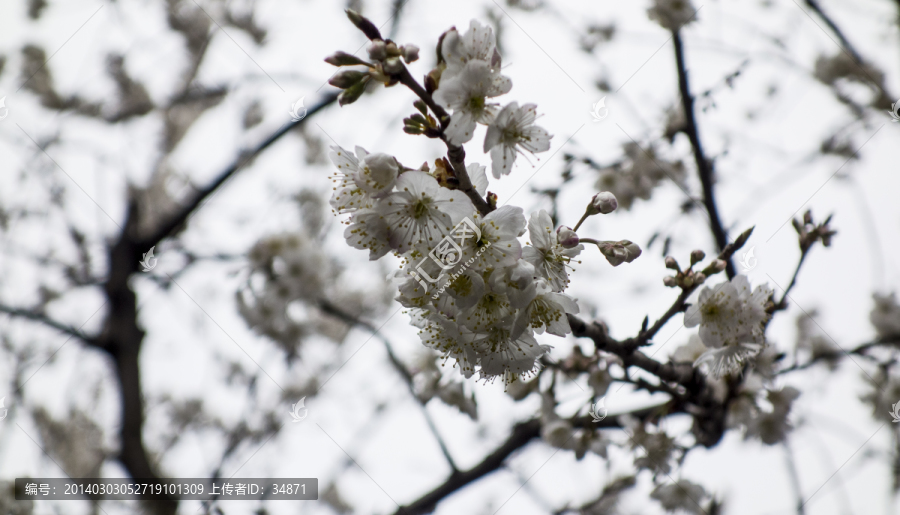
0 0 899 514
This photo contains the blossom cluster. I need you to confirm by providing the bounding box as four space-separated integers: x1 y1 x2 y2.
684 274 773 378
323 20 616 384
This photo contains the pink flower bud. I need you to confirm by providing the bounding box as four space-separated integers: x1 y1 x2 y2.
401 44 420 63
622 241 641 261
665 256 679 270
367 40 387 61
382 56 403 75
690 249 705 265
556 226 580 248
590 191 618 214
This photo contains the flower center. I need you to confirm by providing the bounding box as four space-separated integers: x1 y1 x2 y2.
468 95 486 112
413 199 430 219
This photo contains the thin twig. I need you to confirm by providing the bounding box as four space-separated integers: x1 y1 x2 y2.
394 67 493 216
0 304 98 345
783 439 806 515
318 299 461 473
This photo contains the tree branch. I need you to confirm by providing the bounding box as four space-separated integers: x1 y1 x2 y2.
802 0 864 65
0 304 98 345
140 92 339 248
317 299 460 473
672 30 733 278
391 403 668 515
395 67 493 216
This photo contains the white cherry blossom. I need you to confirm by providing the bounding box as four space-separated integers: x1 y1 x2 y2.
483 102 552 178
441 19 500 79
328 145 398 213
434 60 512 145
377 171 474 253
684 275 773 377
464 322 550 384
343 208 391 260
522 210 583 292
514 279 580 337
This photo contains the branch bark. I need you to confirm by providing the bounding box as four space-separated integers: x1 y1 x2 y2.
0 304 98 345
672 30 734 278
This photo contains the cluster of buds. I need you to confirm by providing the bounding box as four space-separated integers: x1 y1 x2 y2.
567 191 642 267
324 10 421 105
662 250 726 289
792 210 836 253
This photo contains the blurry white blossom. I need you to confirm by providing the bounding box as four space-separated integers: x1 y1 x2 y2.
685 275 772 378
651 480 708 514
870 292 900 339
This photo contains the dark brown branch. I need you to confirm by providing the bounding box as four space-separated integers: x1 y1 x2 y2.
140 92 339 248
393 418 540 515
635 288 692 347
634 229 751 347
566 315 699 388
672 30 733 278
395 67 493 216
803 0 864 65
392 404 668 515
0 304 98 345
776 338 896 375
773 246 811 311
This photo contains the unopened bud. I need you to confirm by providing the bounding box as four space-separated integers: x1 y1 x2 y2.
664 256 679 270
711 259 726 272
690 249 705 265
622 241 641 262
663 276 677 287
693 272 706 285
338 77 369 106
328 69 367 89
425 68 441 93
383 56 403 75
589 191 618 215
683 275 694 288
325 51 371 67
385 41 402 57
556 226 579 248
401 44 420 63
367 40 387 61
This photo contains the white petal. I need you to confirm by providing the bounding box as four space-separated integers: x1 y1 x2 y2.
467 162 488 196
445 110 477 146
527 210 555 251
